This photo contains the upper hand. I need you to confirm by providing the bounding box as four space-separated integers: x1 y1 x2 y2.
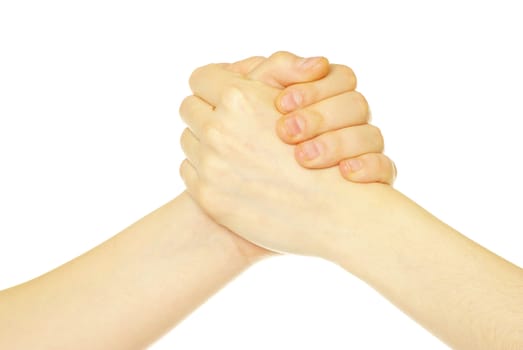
274 63 396 185
179 62 384 257
225 52 397 185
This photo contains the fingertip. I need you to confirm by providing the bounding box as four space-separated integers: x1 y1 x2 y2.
275 58 329 113
294 141 323 168
295 57 330 86
276 118 298 145
299 55 329 69
339 158 365 181
275 92 289 113
339 161 353 180
278 90 303 113
310 56 330 77
339 155 396 185
294 146 309 168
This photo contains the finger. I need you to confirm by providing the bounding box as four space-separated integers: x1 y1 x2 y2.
339 153 397 185
179 95 214 137
226 56 266 75
179 159 200 197
189 63 244 106
180 128 200 166
276 64 358 113
276 91 370 144
294 124 384 168
247 51 329 89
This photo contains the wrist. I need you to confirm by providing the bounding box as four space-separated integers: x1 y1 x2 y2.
321 184 412 274
324 185 458 283
322 187 523 350
177 191 272 266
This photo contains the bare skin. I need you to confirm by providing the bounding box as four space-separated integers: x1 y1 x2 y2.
0 52 393 349
0 193 252 349
180 62 523 350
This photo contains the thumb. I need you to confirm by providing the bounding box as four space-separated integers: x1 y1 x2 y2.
247 51 329 89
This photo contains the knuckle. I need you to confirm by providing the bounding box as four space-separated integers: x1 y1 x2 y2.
370 154 385 172
282 86 306 109
178 159 189 178
351 91 370 121
335 64 358 89
179 128 190 149
369 125 385 151
249 55 266 63
228 56 265 74
269 51 293 63
304 108 324 136
299 84 319 107
201 121 225 147
363 155 386 182
188 65 206 88
243 56 266 72
375 155 394 184
318 132 341 164
220 84 249 110
178 95 193 119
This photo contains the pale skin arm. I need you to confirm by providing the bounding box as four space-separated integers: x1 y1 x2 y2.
0 193 258 350
180 64 523 349
0 56 312 349
332 188 523 350
0 53 392 349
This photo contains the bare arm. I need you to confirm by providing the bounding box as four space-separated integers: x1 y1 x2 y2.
0 192 260 350
0 52 388 349
331 187 523 349
180 64 523 349
0 54 314 349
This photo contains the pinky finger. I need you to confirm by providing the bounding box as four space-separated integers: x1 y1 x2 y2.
338 153 397 185
180 159 200 197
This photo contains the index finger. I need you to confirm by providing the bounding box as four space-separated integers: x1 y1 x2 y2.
276 64 357 113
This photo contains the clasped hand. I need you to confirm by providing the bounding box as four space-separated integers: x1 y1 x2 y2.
179 52 395 258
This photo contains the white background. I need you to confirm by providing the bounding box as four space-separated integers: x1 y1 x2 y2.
1 1 522 348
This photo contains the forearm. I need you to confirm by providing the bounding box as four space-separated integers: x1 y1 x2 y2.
330 186 523 350
0 192 256 350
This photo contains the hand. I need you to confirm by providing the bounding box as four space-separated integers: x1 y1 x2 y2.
212 52 331 261
187 51 395 260
227 52 396 185
180 62 385 257
275 66 397 184
181 54 523 350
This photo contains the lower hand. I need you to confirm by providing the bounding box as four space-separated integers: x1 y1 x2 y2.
180 60 388 257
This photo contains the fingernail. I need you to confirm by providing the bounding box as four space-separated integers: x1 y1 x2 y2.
299 56 322 70
284 116 304 137
342 159 363 173
298 141 320 160
280 91 303 112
